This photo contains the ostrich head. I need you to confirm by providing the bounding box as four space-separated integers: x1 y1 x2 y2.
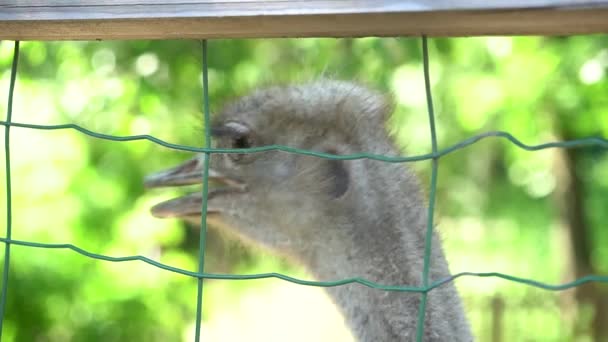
144 80 408 263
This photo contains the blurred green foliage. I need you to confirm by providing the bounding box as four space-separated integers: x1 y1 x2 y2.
0 36 607 341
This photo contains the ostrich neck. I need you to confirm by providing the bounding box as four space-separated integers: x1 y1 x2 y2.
302 195 472 341
308 214 427 341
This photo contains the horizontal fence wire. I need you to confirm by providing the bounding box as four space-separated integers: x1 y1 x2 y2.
2 38 608 341
1 121 606 159
0 237 606 292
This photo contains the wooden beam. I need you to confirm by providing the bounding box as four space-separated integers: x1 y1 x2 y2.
1 1 607 40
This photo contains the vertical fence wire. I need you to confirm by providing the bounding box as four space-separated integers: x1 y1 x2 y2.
194 39 212 342
0 40 19 340
415 35 440 342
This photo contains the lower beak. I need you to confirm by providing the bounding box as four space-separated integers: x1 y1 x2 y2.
144 156 245 219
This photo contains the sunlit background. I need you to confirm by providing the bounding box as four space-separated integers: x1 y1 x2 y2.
0 36 607 341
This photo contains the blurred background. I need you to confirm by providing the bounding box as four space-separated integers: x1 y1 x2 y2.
0 36 607 341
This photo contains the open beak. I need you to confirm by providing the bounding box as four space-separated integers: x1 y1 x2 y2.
144 156 245 219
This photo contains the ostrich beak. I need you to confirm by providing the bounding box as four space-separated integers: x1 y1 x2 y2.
144 156 245 219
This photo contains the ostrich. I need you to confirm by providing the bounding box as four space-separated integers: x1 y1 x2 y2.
144 80 472 341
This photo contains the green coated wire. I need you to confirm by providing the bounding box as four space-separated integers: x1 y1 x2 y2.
416 35 438 342
0 40 19 340
194 39 212 342
1 121 605 161
0 237 605 292
1 39 608 339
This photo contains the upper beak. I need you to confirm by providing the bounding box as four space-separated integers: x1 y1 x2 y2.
144 156 245 219
145 156 211 188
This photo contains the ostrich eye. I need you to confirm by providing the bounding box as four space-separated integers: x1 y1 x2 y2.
216 121 254 163
229 133 253 162
233 134 251 149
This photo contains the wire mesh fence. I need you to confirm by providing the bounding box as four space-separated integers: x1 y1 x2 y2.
1 37 608 341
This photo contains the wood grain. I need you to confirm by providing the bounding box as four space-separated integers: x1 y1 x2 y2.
0 1 607 40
